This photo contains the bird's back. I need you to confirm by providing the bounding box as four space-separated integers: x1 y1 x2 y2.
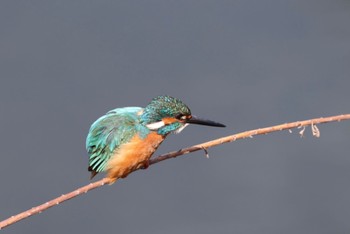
86 107 145 178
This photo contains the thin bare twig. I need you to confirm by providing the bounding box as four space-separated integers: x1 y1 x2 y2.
1 114 349 229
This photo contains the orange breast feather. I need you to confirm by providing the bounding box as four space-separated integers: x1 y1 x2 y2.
106 132 165 182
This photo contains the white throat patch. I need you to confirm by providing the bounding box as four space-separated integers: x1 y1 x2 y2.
174 123 189 134
146 121 165 130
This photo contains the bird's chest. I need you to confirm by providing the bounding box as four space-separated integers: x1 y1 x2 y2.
106 132 165 181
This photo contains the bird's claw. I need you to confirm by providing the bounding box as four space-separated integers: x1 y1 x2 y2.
141 160 150 170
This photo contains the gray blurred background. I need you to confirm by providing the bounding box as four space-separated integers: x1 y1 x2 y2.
1 1 349 233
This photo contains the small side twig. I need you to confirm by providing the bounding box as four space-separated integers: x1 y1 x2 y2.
1 113 350 229
201 147 209 158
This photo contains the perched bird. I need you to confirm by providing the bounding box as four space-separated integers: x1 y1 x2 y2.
86 95 225 183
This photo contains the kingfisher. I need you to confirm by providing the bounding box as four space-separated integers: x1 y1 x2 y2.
86 95 225 183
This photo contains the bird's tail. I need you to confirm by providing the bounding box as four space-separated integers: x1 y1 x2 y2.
88 166 98 180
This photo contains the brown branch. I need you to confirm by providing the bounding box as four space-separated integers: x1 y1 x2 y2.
1 113 350 229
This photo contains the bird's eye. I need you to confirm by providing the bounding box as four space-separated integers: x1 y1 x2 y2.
175 114 189 120
175 113 185 120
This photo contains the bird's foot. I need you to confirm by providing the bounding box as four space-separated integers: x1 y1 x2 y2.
140 160 150 170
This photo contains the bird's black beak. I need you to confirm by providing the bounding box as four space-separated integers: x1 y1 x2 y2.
186 115 226 127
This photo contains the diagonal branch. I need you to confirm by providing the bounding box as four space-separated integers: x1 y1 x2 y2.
1 114 350 229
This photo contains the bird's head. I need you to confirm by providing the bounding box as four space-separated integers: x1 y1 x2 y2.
141 95 225 136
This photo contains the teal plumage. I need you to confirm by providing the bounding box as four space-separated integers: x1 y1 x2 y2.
86 95 225 181
86 107 147 175
140 96 191 125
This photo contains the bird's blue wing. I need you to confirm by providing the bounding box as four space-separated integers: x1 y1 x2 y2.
86 107 143 174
